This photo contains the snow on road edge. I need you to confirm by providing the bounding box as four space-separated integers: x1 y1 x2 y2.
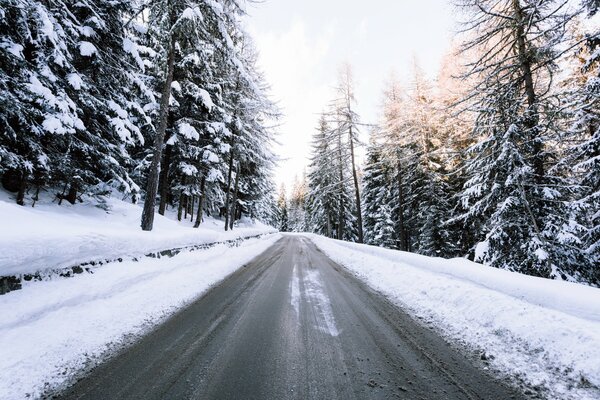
0 194 277 277
0 234 281 400
307 234 600 400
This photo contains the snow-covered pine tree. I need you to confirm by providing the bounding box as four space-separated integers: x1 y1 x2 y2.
141 0 243 230
361 140 395 247
305 111 357 241
402 62 453 256
555 1 600 283
376 74 411 251
152 2 223 224
288 174 308 232
373 67 453 255
0 0 149 205
276 183 289 232
435 44 477 257
305 66 362 242
0 0 61 204
455 0 588 279
221 33 278 230
306 115 338 237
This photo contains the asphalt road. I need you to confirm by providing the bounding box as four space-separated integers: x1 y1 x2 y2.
57 235 524 400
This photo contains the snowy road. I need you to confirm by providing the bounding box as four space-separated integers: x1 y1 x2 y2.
58 235 523 400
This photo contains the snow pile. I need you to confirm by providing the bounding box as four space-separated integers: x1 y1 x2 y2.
0 192 276 277
307 234 600 400
0 234 281 399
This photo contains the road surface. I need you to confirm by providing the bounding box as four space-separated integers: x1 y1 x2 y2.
57 235 524 400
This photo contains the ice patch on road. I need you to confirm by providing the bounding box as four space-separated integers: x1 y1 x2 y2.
290 264 300 317
304 268 340 337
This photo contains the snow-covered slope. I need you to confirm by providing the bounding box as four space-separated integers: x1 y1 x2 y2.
307 234 600 400
0 191 276 277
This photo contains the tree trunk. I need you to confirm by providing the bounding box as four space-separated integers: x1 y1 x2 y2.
194 176 206 228
177 178 186 222
58 182 68 206
66 182 78 205
337 130 345 240
190 195 195 222
184 195 189 220
396 157 407 251
16 173 26 206
158 141 173 215
224 137 236 231
326 210 332 238
348 126 363 243
32 185 40 208
141 35 176 231
512 0 542 180
229 162 240 230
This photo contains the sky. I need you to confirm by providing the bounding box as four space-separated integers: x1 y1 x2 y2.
245 1 458 191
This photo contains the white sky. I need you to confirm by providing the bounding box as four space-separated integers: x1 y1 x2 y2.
245 1 458 191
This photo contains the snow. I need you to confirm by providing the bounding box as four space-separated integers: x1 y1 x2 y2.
0 191 276 277
67 73 83 90
180 6 204 22
0 234 281 399
474 240 489 262
28 75 57 105
306 234 600 400
534 247 549 261
80 26 95 37
0 190 278 398
207 167 222 182
1 40 24 58
197 87 214 112
178 121 199 140
204 149 220 163
41 115 66 134
122 37 145 71
78 41 97 57
290 264 300 316
107 99 127 119
179 162 198 176
171 80 182 93
303 267 339 336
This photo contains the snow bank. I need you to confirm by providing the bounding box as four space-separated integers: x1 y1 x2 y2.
0 192 276 277
0 234 281 400
307 234 600 400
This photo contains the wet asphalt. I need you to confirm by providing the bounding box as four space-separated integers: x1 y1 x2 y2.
56 235 525 400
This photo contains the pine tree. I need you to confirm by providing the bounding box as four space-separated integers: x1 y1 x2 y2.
455 0 587 279
362 141 394 247
329 64 364 242
306 111 358 241
288 174 308 232
277 183 289 232
0 0 149 205
556 2 600 282
306 115 338 237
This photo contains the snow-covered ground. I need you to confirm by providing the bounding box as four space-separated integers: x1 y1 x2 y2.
0 191 275 277
0 234 281 399
307 234 600 400
0 192 280 398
